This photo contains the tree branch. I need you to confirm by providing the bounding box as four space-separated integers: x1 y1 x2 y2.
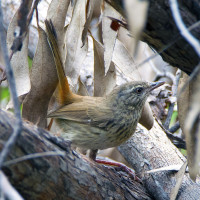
1 109 200 199
0 110 152 200
105 0 200 74
118 122 200 199
169 0 200 58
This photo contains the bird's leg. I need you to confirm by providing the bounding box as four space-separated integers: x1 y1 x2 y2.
47 118 54 131
94 156 142 183
89 149 98 160
89 149 141 182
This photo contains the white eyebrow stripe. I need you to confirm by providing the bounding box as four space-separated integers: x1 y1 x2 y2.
127 85 144 93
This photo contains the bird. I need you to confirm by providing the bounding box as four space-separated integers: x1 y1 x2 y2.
45 20 164 160
48 81 163 150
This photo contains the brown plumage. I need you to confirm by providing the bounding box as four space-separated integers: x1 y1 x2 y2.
45 20 164 157
48 81 164 150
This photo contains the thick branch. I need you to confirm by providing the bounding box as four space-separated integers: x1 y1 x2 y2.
1 110 200 199
106 0 200 75
118 122 200 200
0 110 152 200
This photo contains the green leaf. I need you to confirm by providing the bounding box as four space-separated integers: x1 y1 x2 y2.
0 87 10 101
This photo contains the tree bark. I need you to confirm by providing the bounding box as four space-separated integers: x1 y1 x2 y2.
106 0 200 75
1 110 200 199
0 110 152 200
119 123 200 200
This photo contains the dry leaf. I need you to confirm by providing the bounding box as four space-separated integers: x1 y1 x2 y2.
47 0 70 26
22 26 58 128
177 73 189 134
177 73 195 177
77 76 89 96
79 36 94 96
65 0 88 86
102 2 120 74
182 66 200 180
170 161 188 200
81 0 97 46
93 38 116 97
124 0 149 55
138 104 154 130
7 12 31 97
112 39 140 80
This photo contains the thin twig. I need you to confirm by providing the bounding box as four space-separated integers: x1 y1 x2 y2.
10 0 41 58
169 0 200 58
169 121 180 133
27 0 41 26
0 171 24 200
3 151 65 167
164 69 181 129
0 2 22 168
156 118 186 149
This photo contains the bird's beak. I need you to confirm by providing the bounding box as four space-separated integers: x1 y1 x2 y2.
149 81 165 92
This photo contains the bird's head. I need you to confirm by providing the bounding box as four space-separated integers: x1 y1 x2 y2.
109 81 164 110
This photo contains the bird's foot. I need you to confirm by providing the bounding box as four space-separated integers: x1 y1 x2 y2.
95 158 142 183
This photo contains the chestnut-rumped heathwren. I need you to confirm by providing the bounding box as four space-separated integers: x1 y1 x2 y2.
45 19 164 158
48 81 164 150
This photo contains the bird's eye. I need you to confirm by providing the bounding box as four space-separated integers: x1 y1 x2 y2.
135 87 143 94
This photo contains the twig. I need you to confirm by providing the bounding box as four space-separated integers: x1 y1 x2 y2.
169 121 180 133
164 69 181 129
10 0 41 58
169 0 200 58
27 0 41 26
0 171 24 200
0 2 22 168
156 118 186 149
3 151 65 167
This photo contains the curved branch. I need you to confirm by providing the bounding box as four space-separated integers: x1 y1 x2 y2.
0 110 152 200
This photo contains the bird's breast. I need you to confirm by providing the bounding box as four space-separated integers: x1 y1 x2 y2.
102 111 139 146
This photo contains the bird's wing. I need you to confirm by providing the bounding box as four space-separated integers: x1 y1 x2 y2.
48 101 92 123
47 97 114 125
